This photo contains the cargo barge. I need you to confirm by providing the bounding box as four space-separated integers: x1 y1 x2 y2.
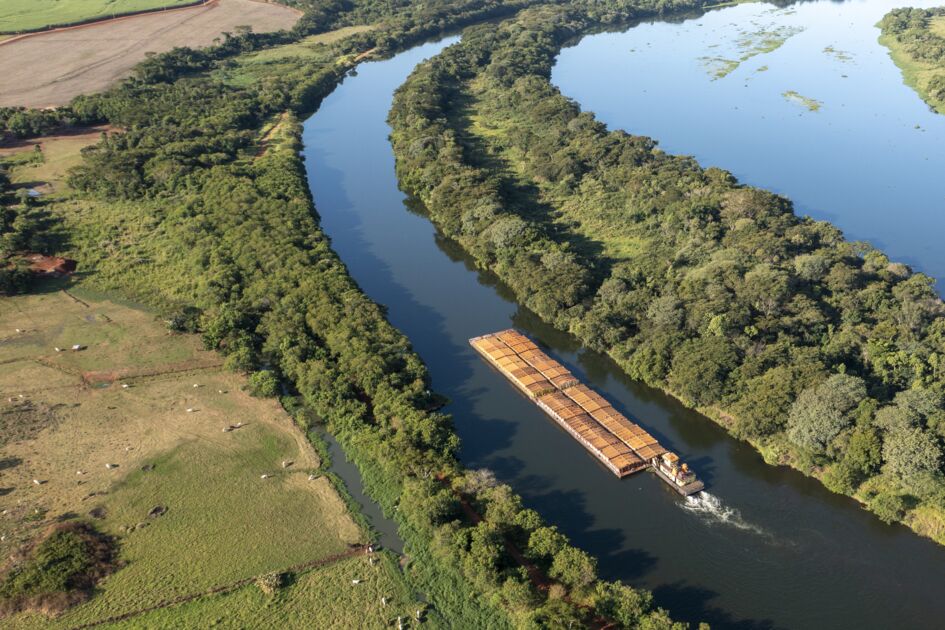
470 329 704 496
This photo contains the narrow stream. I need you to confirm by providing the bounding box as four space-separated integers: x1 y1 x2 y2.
315 428 403 553
301 36 945 630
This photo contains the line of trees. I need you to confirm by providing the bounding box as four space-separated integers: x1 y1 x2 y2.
880 7 945 64
17 0 696 626
388 2 945 538
880 7 945 106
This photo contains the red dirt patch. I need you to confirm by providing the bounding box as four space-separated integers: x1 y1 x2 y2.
25 255 77 277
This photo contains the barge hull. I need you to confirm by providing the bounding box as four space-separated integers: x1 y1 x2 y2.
652 466 705 496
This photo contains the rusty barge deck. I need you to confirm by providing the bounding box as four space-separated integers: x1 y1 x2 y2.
470 329 703 496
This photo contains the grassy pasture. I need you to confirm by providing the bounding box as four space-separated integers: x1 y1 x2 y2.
0 289 367 626
102 554 438 629
0 1 196 34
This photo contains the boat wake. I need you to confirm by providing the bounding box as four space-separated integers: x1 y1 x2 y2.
680 491 767 536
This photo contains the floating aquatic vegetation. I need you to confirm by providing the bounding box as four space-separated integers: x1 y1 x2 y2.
783 90 822 111
698 16 804 80
700 55 740 79
823 45 853 62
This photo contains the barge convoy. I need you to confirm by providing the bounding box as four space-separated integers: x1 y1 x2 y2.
470 329 704 496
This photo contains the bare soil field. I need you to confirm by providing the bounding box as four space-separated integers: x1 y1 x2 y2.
0 0 301 108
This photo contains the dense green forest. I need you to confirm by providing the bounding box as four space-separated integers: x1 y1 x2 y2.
0 0 703 627
879 6 945 113
388 2 945 542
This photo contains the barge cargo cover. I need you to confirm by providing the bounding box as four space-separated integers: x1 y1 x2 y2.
470 330 704 495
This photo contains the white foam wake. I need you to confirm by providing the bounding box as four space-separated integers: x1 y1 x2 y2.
680 491 767 536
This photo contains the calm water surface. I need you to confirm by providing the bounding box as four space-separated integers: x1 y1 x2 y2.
552 0 945 284
302 28 945 630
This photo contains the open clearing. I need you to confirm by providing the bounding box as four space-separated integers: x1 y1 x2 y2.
0 126 112 197
0 0 196 34
218 24 375 87
0 0 301 108
0 289 366 627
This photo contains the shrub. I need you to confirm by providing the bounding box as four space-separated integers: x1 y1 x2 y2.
166 306 202 333
787 374 866 455
594 581 655 628
549 546 597 591
248 370 280 398
0 264 33 296
883 427 943 494
869 491 907 524
255 571 286 595
0 522 117 617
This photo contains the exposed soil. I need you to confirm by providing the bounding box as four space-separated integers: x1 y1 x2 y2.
0 0 301 108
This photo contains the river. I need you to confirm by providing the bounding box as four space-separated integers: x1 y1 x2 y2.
552 0 945 285
301 25 945 630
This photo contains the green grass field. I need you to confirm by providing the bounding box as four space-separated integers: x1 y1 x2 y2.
0 0 197 34
102 554 440 629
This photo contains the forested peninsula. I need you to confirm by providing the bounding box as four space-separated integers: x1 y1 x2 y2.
880 6 945 115
389 2 945 543
0 0 705 627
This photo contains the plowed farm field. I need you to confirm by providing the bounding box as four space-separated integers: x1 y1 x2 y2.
0 0 301 108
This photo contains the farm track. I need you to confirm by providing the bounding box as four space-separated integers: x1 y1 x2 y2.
0 0 301 107
0 358 226 400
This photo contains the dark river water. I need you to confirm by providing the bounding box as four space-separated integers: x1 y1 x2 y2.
301 31 945 630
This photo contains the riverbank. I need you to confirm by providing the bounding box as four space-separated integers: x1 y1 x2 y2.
879 7 945 115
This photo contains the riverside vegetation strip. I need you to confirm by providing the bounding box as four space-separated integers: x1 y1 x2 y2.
0 1 700 627
879 6 945 115
388 2 945 544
